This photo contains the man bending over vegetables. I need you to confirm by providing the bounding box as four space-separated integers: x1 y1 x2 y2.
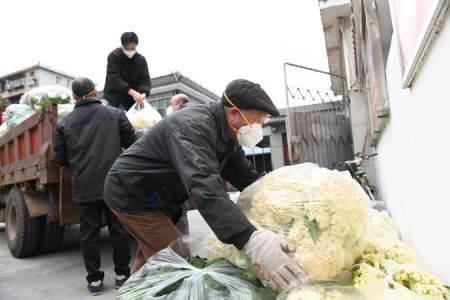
104 79 305 290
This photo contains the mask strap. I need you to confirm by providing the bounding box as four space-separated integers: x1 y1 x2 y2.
223 92 252 126
83 90 96 99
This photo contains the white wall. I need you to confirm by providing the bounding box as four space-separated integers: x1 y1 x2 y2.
348 90 379 189
343 21 379 189
375 17 450 282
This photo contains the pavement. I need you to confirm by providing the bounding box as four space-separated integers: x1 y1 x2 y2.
0 211 213 300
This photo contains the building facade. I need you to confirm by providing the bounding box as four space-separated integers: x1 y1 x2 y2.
319 0 450 281
147 72 220 117
0 64 75 103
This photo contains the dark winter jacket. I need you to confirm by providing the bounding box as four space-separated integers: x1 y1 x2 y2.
103 48 152 111
104 101 262 249
54 98 138 204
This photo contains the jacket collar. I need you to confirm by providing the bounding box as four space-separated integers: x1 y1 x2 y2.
212 101 238 150
75 97 102 108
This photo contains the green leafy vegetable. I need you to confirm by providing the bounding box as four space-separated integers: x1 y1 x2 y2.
303 215 321 243
203 273 230 296
188 255 207 269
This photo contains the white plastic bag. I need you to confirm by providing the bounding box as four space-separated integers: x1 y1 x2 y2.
0 123 8 137
117 237 275 300
5 104 36 130
126 101 162 130
19 85 72 110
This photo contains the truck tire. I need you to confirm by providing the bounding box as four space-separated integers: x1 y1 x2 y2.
39 217 65 254
4 188 41 258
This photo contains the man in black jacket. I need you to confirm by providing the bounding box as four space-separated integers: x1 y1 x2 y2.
54 77 138 295
103 32 152 111
104 79 305 290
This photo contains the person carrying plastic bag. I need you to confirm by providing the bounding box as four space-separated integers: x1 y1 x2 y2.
126 101 162 131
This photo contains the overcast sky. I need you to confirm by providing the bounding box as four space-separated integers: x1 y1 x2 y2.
0 0 330 108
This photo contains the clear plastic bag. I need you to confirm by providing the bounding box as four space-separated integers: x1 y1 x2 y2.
118 237 275 300
209 163 371 281
352 256 448 299
278 261 448 300
0 122 8 137
279 283 361 300
280 281 447 300
364 209 418 264
357 281 447 300
19 85 72 110
126 101 162 130
5 104 36 130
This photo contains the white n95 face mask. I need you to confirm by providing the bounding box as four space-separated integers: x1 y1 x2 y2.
222 92 264 147
123 50 136 59
237 123 263 147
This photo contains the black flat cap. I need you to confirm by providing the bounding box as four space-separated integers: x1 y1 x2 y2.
222 79 280 117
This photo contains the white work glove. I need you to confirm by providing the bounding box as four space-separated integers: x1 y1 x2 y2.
243 230 306 291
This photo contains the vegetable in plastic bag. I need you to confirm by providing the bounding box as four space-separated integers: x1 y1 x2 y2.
280 284 360 300
208 163 371 281
19 85 72 110
0 123 8 137
117 237 275 299
5 104 36 130
126 101 162 131
364 209 418 264
357 280 447 300
281 263 448 300
352 254 448 299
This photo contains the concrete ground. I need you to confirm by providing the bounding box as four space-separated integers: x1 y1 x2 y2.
0 211 212 300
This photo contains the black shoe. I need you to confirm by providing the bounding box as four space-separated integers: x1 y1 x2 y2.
115 274 129 289
88 280 103 296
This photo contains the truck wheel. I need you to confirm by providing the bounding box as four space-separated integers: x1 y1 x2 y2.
39 217 65 254
5 188 41 258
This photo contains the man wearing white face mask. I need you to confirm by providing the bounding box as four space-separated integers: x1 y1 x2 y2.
104 32 152 111
103 79 306 290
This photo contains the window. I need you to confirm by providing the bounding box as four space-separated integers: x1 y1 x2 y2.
150 98 170 117
56 76 62 85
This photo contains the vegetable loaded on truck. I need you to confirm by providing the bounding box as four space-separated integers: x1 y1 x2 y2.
0 105 79 258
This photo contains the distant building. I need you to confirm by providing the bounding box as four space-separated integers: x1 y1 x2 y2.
148 72 220 117
0 64 75 103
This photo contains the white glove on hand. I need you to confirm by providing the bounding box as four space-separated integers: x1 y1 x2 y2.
243 230 306 290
